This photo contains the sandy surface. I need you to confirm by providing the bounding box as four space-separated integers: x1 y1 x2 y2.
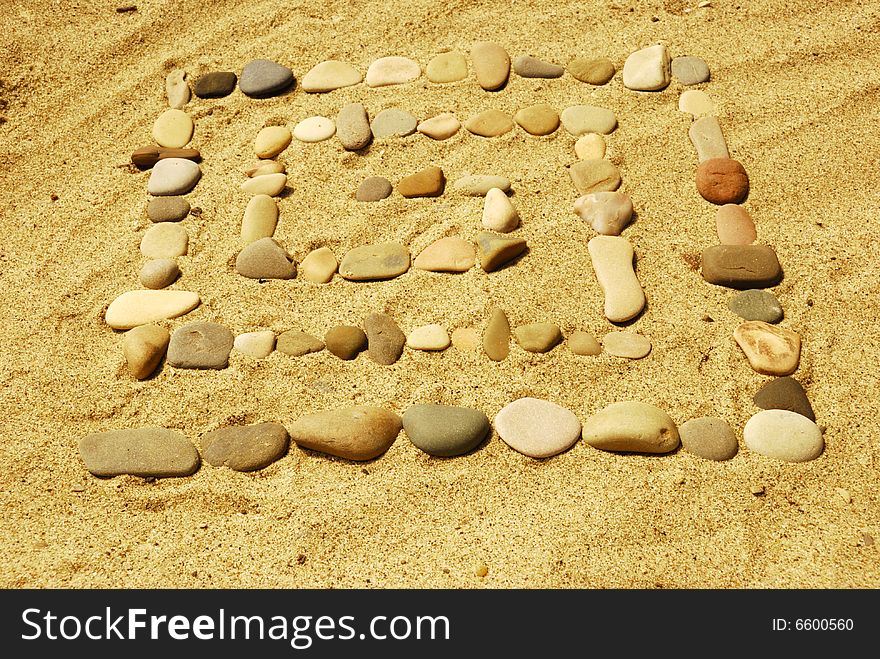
1 0 878 588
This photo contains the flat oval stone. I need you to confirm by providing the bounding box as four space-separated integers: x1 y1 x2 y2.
300 247 337 283
147 196 189 222
140 222 188 258
241 194 278 243
404 404 490 456
152 109 193 149
672 56 710 85
79 428 199 478
679 417 737 461
575 133 606 160
588 236 645 322
701 245 782 288
407 324 450 351
568 57 615 84
560 105 617 136
733 321 801 376
239 59 295 98
568 331 601 356
696 158 749 204
514 104 559 136
290 406 402 461
399 165 445 198
123 324 169 379
276 330 324 357
744 409 823 462
515 322 562 353
689 116 729 162
139 258 180 289
240 173 287 197
293 116 336 143
417 113 461 140
366 56 420 87
465 109 514 137
495 398 581 459
167 321 234 369
339 243 410 280
583 401 679 453
356 176 393 201
371 108 418 139
105 290 200 330
201 422 289 471
413 236 475 272
679 89 714 117
513 55 563 78
453 175 511 196
147 158 201 196
165 69 190 109
254 126 292 158
426 51 467 83
302 60 362 92
754 376 815 421
235 237 296 279
574 191 633 236
132 146 200 170
451 327 480 352
728 289 784 323
482 187 519 232
716 204 756 245
569 159 621 194
603 331 651 359
337 103 372 150
477 232 528 272
246 161 286 177
622 44 671 91
325 326 367 360
234 330 275 358
364 313 405 365
192 71 236 98
483 308 510 361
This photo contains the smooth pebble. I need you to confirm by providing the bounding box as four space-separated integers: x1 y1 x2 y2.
165 69 190 109
167 321 234 370
560 105 617 136
679 89 715 117
234 331 276 359
689 116 729 162
568 331 601 356
603 331 651 359
337 103 372 151
122 324 169 379
79 428 199 478
465 109 514 137
514 104 559 136
239 59 295 98
734 321 801 376
201 423 289 471
744 409 823 462
105 290 200 330
235 237 296 279
753 376 815 421
339 243 410 280
276 330 324 357
471 41 510 90
406 324 450 351
573 191 633 235
679 417 738 461
672 56 710 85
568 57 615 84
495 398 581 458
290 406 401 461
701 245 782 288
192 71 236 98
254 126 292 158
147 196 189 222
622 44 671 91
477 232 528 272
569 159 621 194
300 247 337 283
403 404 489 457
356 176 393 201
363 313 406 365
514 323 562 353
293 116 336 143
147 158 201 196
399 165 445 198
371 108 418 139
453 175 511 196
696 158 749 204
241 195 279 243
483 308 510 361
513 55 563 78
140 223 188 258
588 236 645 322
240 172 287 197
325 326 367 360
413 236 475 272
574 133 606 160
482 187 519 232
426 52 467 83
716 204 757 245
139 258 180 289
302 60 362 92
152 109 193 149
417 113 461 140
366 56 420 87
728 289 784 323
583 401 679 453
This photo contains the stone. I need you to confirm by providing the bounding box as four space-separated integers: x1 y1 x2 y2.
147 196 190 222
201 423 289 471
371 108 418 139
413 236 475 272
132 146 200 170
733 321 801 376
515 323 562 353
451 328 480 352
568 57 616 84
254 126 292 158
293 116 336 143
689 116 729 162
672 56 710 85
569 159 621 194
603 331 651 359
403 404 490 457
482 187 519 232
679 417 737 461
495 398 581 458
246 161 286 177
728 289 784 323
399 166 445 198
744 409 823 462
464 109 514 137
560 105 617 136
696 158 749 204
239 59 295 98
514 104 559 136
165 69 190 109
477 232 528 272
240 173 287 197
701 245 783 288
453 175 511 196
588 236 645 322
417 113 461 140
140 223 188 258
575 133 606 160
513 55 563 78
234 331 276 358
339 243 410 280
79 428 199 478
356 176 393 201
471 41 510 90
139 258 180 289
290 406 402 461
300 247 337 283
276 330 324 357
573 191 633 236
426 52 468 83
325 326 367 360
366 56 420 87
583 401 679 453
235 237 296 279
152 109 193 149
122 324 169 379
363 313 406 365
241 195 278 243
406 324 450 351
167 322 234 370
568 331 601 356
622 44 671 91
337 103 372 151
192 71 237 98
301 60 362 92
679 89 714 117
483 308 510 361
716 204 756 245
754 377 815 421
105 290 200 330
147 158 201 196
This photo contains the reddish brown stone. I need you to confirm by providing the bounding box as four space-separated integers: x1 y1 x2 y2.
132 146 201 170
696 158 749 205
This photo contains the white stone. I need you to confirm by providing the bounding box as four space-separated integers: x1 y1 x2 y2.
481 188 519 233
679 89 715 117
234 331 276 358
147 158 201 196
293 116 336 143
744 409 824 462
622 44 671 91
365 56 420 87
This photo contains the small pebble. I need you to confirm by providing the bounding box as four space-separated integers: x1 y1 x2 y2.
140 258 180 289
689 116 729 161
515 323 562 353
399 165 445 198
339 243 410 280
147 158 201 196
483 308 510 361
728 289 784 323
574 133 606 160
513 55 563 78
254 126 292 158
701 244 783 288
337 103 373 150
239 59 295 98
622 44 671 91
276 330 324 357
290 406 402 461
301 60 362 92
363 313 406 365
679 89 715 117
573 191 633 236
371 108 418 139
293 116 336 143
122 324 170 379
356 176 393 201
716 204 756 245
365 56 420 87
167 321 234 369
568 57 615 84
406 324 450 351
560 105 617 136
165 69 190 109
235 237 297 279
233 331 276 358
568 331 601 356
417 113 461 140
192 71 237 98
603 331 651 359
140 223 188 258
426 52 468 83
583 401 679 453
744 409 823 462
679 417 738 461
733 321 801 376
514 104 559 136
696 158 749 204
471 41 510 90
568 159 621 194
475 564 489 578
79 428 199 478
754 376 815 421
201 423 289 471
240 172 287 196
672 56 710 84
104 290 200 330
495 397 581 458
403 404 490 456
300 246 338 283
750 484 766 496
325 326 367 360
152 109 193 149
147 196 190 222
451 328 480 352
453 175 511 196
241 195 279 243
588 236 645 322
465 109 514 137
482 187 519 232
477 232 528 272
413 236 475 272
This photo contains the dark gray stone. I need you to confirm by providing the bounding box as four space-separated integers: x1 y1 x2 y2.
192 72 237 98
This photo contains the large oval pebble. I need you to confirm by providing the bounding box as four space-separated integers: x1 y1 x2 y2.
371 109 418 139
471 41 510 90
290 406 402 461
495 398 581 458
239 59 295 98
147 158 202 196
79 428 200 478
339 243 410 280
201 422 290 471
254 126 292 158
403 404 490 457
302 60 362 92
152 109 193 149
679 417 738 461
560 105 617 136
105 290 200 330
366 56 420 87
744 409 823 462
583 401 679 453
413 236 475 272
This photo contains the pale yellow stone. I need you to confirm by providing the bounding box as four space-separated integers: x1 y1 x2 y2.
300 247 338 284
588 236 645 322
233 331 276 358
678 89 715 117
105 290 200 330
302 60 363 92
417 113 460 140
152 109 193 148
583 401 679 453
241 195 278 243
426 52 467 83
574 133 606 160
406 324 450 351
240 173 287 196
254 126 292 158
293 116 336 143
246 161 286 177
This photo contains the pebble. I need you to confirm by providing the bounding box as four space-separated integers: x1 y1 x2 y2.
715 204 756 245
152 109 193 149
513 55 563 78
290 406 402 461
417 113 461 140
515 323 562 353
165 69 190 109
696 158 749 204
293 116 336 143
147 158 201 196
701 245 783 288
568 57 616 84
482 187 519 232
568 159 621 194
132 146 200 170
201 423 289 471
403 404 490 457
240 172 287 197
744 409 823 462
728 289 784 323
301 60 362 92
366 56 420 87
276 330 325 357
325 326 367 360
337 103 372 151
672 56 710 85
192 71 237 98
139 258 180 289
733 321 801 376
495 398 581 458
399 165 445 198
560 105 617 136
413 236 475 272
233 330 276 358
239 59 295 98
426 52 468 83
254 126 292 158
122 324 170 379
104 290 200 329
568 331 601 356
575 133 606 160
339 243 410 280
79 428 200 478
167 322 234 369
475 564 489 578
573 191 633 235
235 237 297 279
364 313 406 365
689 116 729 161
147 196 190 222
465 109 514 137
471 41 510 90
356 176 393 201
514 104 559 136
477 232 528 272
246 161 286 177
453 175 511 196
451 328 480 352
754 376 815 421
406 324 450 351
678 89 715 117
679 417 738 461
588 236 645 322
483 308 510 361
583 401 679 453
140 223 188 258
371 108 418 139
622 44 671 91
300 247 338 283
604 331 651 359
241 194 278 243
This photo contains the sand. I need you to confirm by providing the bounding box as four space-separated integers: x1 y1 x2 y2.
1 0 878 588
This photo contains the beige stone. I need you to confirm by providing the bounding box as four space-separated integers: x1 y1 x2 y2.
417 113 460 140
407 324 450 351
471 41 510 90
240 173 287 196
233 331 276 358
569 159 621 194
413 237 475 272
689 116 729 162
254 126 292 158
451 328 480 352
140 223 188 258
241 194 278 243
514 323 562 353
122 324 170 379
603 331 652 359
465 110 514 137
152 108 193 148
483 308 510 361
568 331 601 356
588 236 645 322
478 232 527 272
560 105 617 136
105 290 200 330
426 52 467 83
293 116 336 143
290 406 402 461
733 321 801 376
583 401 679 453
514 104 559 136
574 133 606 160
366 56 420 87
481 187 519 232
300 247 337 284
301 60 362 92
679 89 715 117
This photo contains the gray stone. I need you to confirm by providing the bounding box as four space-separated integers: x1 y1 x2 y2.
147 196 190 222
192 71 237 98
672 56 710 85
753 377 815 421
140 258 180 289
371 109 417 138
167 322 234 369
513 55 563 78
356 176 393 201
235 237 296 280
201 423 290 471
79 427 200 478
239 59 295 98
403 404 490 457
728 289 784 323
679 417 738 461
